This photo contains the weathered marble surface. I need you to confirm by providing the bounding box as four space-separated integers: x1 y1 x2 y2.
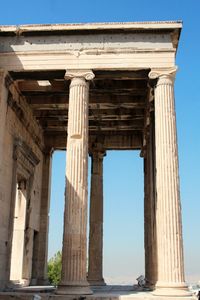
0 21 193 300
0 285 196 300
88 150 106 286
57 71 94 295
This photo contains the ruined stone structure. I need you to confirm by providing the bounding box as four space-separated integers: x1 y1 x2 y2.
0 21 193 299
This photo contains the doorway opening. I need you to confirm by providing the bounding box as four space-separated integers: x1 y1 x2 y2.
10 179 27 282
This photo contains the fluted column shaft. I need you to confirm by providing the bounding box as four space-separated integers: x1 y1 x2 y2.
36 150 52 285
144 118 157 288
88 150 106 286
149 69 190 297
149 118 157 287
144 154 150 284
57 70 94 295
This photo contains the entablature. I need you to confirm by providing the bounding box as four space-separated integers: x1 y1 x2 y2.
0 21 181 71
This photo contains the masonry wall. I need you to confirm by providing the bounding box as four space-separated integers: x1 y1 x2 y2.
0 71 44 288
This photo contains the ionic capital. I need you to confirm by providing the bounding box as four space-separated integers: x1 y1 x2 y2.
92 150 106 160
65 69 95 81
149 67 177 86
90 147 106 159
90 149 106 176
89 141 106 159
43 147 54 157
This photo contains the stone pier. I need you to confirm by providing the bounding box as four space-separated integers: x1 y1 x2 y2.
35 150 53 285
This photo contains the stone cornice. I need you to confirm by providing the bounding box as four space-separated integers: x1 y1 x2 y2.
0 21 182 34
0 22 182 51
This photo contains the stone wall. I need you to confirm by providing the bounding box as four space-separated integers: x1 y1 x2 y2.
0 70 44 288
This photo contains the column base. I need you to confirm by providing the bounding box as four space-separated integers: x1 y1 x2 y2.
153 282 193 298
0 280 9 292
35 278 50 286
144 280 155 290
56 282 93 295
88 278 106 286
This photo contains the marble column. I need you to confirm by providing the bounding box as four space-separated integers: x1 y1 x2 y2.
36 149 52 285
88 150 106 286
144 117 157 289
149 68 191 298
149 115 157 288
144 150 153 288
57 70 94 295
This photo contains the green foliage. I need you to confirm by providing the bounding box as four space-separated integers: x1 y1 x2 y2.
47 251 62 286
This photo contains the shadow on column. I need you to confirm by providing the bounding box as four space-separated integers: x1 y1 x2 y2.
56 176 92 295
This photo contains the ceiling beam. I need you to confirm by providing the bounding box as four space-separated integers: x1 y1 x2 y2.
33 107 144 117
26 94 146 105
44 132 143 150
39 118 143 127
10 69 149 81
18 79 147 93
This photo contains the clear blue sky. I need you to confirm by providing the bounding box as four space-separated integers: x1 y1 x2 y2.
1 0 200 284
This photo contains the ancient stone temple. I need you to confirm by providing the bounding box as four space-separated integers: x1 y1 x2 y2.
0 21 194 299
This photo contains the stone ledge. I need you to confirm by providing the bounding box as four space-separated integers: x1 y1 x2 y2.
0 293 196 300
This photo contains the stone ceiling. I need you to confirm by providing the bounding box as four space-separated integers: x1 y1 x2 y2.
9 69 150 150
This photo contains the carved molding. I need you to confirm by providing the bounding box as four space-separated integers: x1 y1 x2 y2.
13 138 40 180
7 92 43 150
5 74 44 151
